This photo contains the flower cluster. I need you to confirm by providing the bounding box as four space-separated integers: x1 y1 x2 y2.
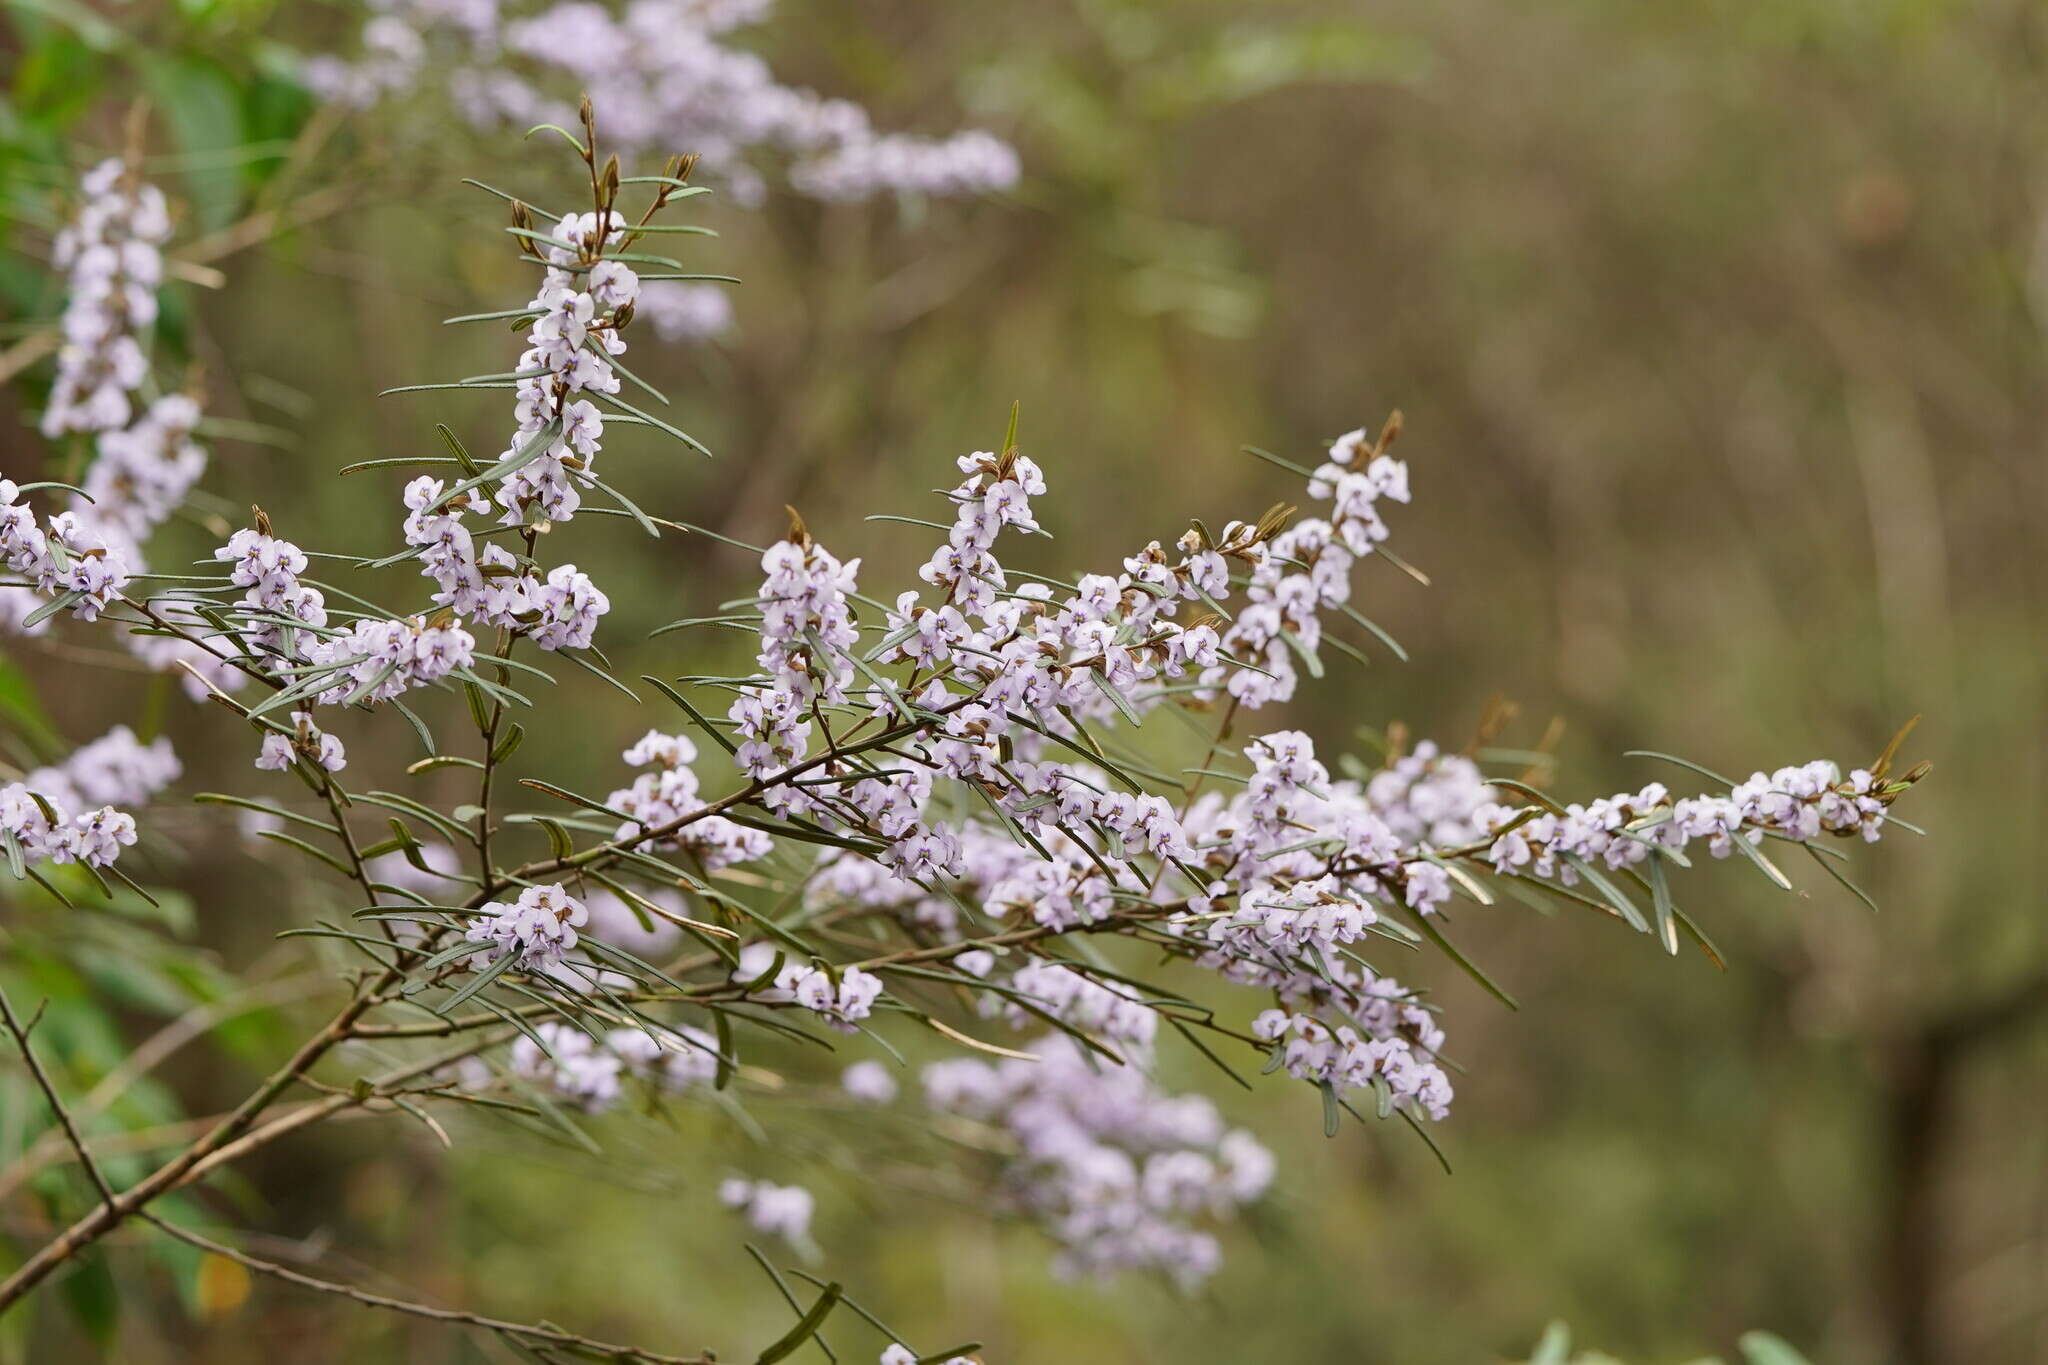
718 1177 814 1246
41 159 171 438
753 530 862 707
508 1019 719 1111
909 446 1048 620
399 210 631 651
730 941 882 1033
465 882 590 971
1364 739 1498 848
1003 961 1158 1052
254 711 347 774
728 527 864 801
923 1036 1273 1289
213 526 328 657
3 724 175 874
306 0 1019 207
498 238 629 526
305 615 478 704
606 729 771 869
0 480 132 627
1210 422 1410 707
789 129 1022 202
75 393 208 545
638 281 733 343
0 784 137 871
841 1059 898 1104
1477 760 1891 886
1254 1005 1453 1120
16 162 240 696
19 724 179 814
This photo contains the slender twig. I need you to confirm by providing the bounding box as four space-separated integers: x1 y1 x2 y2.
0 985 117 1207
0 973 319 1203
0 967 400 1310
138 1212 717 1364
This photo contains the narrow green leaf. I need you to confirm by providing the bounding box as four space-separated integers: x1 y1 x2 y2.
1647 852 1679 954
754 1282 843 1365
1728 832 1794 891
434 951 515 1016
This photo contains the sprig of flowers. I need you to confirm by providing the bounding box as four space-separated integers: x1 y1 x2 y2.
305 0 1020 208
41 158 170 438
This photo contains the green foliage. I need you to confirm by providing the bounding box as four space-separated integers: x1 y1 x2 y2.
1523 1322 1813 1365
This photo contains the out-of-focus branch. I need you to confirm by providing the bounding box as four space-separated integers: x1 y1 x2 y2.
0 183 359 386
0 984 118 1207
1880 967 2048 1365
0 973 320 1204
139 1213 718 1364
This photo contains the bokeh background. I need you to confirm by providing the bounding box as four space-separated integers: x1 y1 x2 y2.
3 1 2045 1361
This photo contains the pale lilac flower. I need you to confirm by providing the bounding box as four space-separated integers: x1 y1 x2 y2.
42 159 171 438
254 711 346 774
841 1060 898 1104
466 883 590 972
719 1178 813 1245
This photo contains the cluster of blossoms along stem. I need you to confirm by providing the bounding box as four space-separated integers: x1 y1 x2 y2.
1209 423 1411 707
41 158 170 438
999 962 1158 1052
730 940 883 1033
211 522 475 743
1476 760 1892 885
0 724 177 875
924 1034 1275 1289
728 524 862 804
696 422 1472 1121
399 210 630 651
465 882 590 971
1363 739 1499 848
305 0 1019 207
1160 730 1461 1116
0 479 132 627
8 161 243 700
214 526 329 658
606 730 771 868
696 413 1920 1173
74 393 207 546
508 1019 719 1111
0 786 136 872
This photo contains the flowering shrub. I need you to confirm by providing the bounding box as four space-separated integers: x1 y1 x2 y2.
0 97 1927 1364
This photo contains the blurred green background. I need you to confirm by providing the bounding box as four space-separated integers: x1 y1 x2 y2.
3 0 2045 1361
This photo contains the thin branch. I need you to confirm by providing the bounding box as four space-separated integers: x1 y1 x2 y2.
0 972 321 1204
138 1212 716 1364
0 985 117 1208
